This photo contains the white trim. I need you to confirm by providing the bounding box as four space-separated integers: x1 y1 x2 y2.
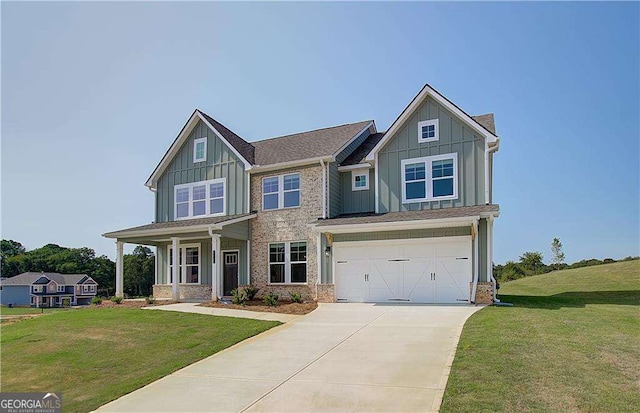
311 216 479 234
246 240 251 285
351 169 369 191
417 119 439 143
251 156 333 173
471 219 479 303
146 111 252 189
326 162 331 217
332 121 375 158
193 137 207 163
485 140 500 204
316 232 322 286
374 152 379 213
365 84 498 162
267 241 308 285
116 241 124 298
401 153 459 204
174 178 226 220
337 163 372 172
333 235 471 248
320 160 327 219
262 173 301 211
167 242 202 285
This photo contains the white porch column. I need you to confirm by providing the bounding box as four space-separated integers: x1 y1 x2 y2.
211 234 221 301
115 241 124 298
171 237 179 301
246 240 251 285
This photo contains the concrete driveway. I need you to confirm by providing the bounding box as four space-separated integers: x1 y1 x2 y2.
97 303 482 413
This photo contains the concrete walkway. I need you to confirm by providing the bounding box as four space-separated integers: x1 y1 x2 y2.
97 303 482 413
143 302 301 323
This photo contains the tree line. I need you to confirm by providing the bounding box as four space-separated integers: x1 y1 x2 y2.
1 240 155 297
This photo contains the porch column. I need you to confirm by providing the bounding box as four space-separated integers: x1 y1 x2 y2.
171 237 179 301
246 240 251 285
211 234 221 301
115 241 124 298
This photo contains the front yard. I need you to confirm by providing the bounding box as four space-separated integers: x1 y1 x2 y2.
441 260 640 412
0 307 280 413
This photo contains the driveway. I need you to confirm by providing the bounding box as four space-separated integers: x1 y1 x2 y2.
97 303 482 413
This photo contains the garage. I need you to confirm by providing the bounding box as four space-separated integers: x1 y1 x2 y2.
334 237 472 304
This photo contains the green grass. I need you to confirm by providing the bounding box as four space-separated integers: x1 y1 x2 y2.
0 306 67 315
441 260 640 413
0 307 280 413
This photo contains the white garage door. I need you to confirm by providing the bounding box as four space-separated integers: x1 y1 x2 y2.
334 237 472 304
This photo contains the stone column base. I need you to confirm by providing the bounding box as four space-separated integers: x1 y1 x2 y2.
152 284 212 301
316 284 335 303
474 282 495 304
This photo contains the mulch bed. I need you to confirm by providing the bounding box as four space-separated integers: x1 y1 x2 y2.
199 300 318 315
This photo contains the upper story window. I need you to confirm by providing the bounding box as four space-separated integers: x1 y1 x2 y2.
269 241 307 284
57 285 65 292
401 153 458 203
175 178 226 220
193 137 207 163
82 284 96 293
352 169 369 191
418 119 439 143
263 173 301 211
32 285 43 293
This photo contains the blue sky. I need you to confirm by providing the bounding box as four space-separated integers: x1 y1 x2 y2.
2 2 638 264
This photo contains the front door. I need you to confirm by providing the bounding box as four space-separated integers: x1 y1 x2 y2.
223 251 239 296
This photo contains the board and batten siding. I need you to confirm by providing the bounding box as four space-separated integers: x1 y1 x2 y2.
377 96 486 213
328 124 374 217
339 169 375 214
155 120 249 222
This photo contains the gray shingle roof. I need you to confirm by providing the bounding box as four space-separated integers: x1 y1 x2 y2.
1 272 91 286
103 213 255 238
314 205 500 227
340 132 386 166
198 111 256 164
472 114 496 135
252 121 372 166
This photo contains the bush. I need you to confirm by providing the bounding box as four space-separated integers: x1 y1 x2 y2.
91 296 103 305
244 284 260 300
62 298 71 307
289 292 303 303
263 292 279 307
110 296 123 304
145 296 156 305
496 261 526 282
231 288 248 305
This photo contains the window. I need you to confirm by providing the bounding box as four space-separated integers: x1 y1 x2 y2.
262 173 301 210
82 285 96 293
168 244 201 284
352 169 369 191
269 241 307 284
57 285 65 292
193 137 207 163
401 153 458 203
32 285 43 293
174 178 226 220
418 119 439 143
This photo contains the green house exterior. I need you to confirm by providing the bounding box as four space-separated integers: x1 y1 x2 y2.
104 84 500 304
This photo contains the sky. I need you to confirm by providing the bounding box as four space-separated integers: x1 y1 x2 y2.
2 1 639 264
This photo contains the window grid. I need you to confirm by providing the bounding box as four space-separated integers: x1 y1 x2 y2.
268 241 307 284
352 169 369 191
401 153 458 203
262 173 301 211
174 178 226 220
417 119 439 143
167 244 201 284
193 137 207 163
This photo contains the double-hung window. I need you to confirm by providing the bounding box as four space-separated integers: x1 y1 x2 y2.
418 119 439 143
168 244 201 284
57 285 65 293
401 153 458 203
263 173 301 210
193 137 207 163
174 178 226 219
269 241 307 284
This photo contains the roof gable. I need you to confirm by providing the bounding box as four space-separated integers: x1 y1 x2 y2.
366 84 498 162
146 110 254 189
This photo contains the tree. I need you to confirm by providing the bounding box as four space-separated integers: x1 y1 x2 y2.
519 251 546 274
550 238 566 270
123 246 155 297
496 261 526 282
1 240 26 277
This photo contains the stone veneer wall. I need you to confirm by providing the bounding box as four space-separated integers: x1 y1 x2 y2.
250 164 323 302
153 284 212 300
474 282 494 304
316 284 335 303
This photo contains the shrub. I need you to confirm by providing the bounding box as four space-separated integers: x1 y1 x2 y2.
145 296 156 305
289 292 303 303
62 298 71 307
497 261 526 282
231 288 248 305
263 292 279 307
110 296 123 304
244 284 260 300
91 296 103 305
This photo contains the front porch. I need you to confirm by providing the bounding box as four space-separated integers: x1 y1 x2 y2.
102 214 256 302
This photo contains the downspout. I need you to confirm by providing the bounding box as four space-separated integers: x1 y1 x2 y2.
320 160 327 219
488 215 500 303
471 219 479 303
484 140 500 204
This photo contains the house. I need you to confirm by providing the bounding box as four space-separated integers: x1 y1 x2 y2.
0 272 98 307
103 84 500 304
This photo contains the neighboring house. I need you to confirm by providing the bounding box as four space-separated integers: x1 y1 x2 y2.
104 84 500 304
0 272 98 307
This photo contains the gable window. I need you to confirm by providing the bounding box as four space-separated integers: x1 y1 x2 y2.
57 285 65 292
352 169 369 191
168 244 201 284
262 173 301 210
32 285 43 293
401 153 458 203
193 137 207 163
174 178 226 220
269 241 307 284
82 284 96 293
418 119 439 143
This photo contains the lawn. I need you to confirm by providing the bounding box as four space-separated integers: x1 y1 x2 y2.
0 306 67 315
441 260 640 412
0 307 280 413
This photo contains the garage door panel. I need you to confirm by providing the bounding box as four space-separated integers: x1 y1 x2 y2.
335 260 369 302
402 260 434 302
435 259 470 302
369 260 401 300
435 242 469 258
402 244 435 259
334 247 368 261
